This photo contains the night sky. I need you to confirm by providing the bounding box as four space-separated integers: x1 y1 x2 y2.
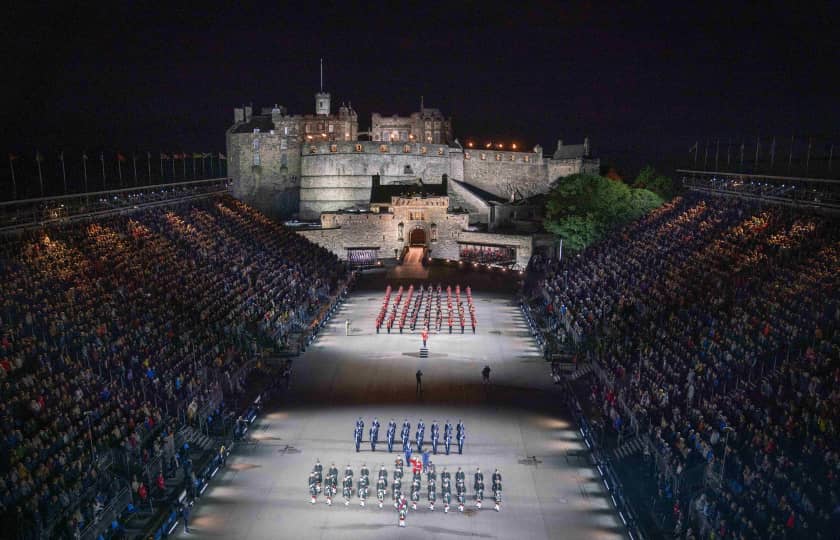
3 1 838 184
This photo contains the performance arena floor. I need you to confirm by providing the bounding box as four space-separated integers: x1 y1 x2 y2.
173 284 627 540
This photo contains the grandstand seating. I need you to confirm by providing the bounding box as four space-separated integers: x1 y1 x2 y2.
530 193 839 538
0 195 346 538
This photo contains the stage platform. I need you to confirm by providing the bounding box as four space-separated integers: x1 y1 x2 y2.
172 290 626 540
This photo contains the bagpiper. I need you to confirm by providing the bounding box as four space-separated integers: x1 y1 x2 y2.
456 477 466 513
397 494 408 528
392 476 402 508
326 463 338 506
313 460 323 493
442 475 452 513
474 479 484 509
430 420 440 454
342 473 353 506
358 474 369 506
360 463 370 480
492 469 502 512
376 475 387 508
309 472 318 504
428 478 437 511
410 477 421 511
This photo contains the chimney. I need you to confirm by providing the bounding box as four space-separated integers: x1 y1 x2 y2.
583 137 590 156
244 104 253 121
234 107 244 123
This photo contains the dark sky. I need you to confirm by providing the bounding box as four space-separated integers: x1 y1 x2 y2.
3 1 838 180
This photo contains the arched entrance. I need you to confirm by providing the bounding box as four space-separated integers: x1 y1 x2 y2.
409 227 426 246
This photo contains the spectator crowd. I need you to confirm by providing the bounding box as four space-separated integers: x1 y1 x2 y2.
0 195 346 538
532 194 839 539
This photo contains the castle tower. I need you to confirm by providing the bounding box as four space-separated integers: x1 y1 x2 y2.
315 58 331 116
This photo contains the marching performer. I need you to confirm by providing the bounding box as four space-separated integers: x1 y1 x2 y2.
376 474 387 508
442 475 452 513
474 468 484 509
387 419 397 453
427 477 437 511
456 476 466 513
410 477 421 511
397 494 408 528
415 418 425 452
492 468 502 511
342 473 353 506
430 420 440 454
309 472 318 504
358 473 369 506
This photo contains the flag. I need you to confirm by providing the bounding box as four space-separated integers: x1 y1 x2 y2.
202 152 211 158
218 153 226 160
160 152 170 159
688 142 698 153
117 152 126 162
193 152 202 159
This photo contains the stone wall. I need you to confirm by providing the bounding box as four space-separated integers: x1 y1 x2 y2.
456 231 535 268
462 148 549 200
227 130 302 219
297 208 468 262
299 141 454 219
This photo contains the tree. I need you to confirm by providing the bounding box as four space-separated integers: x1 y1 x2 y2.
543 173 664 252
633 165 674 199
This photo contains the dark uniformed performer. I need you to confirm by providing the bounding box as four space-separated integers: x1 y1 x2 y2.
410 477 421 511
430 420 440 454
370 425 379 452
442 475 452 513
354 424 362 452
456 476 466 513
309 472 318 504
474 478 484 509
326 463 338 505
457 428 465 455
426 463 437 485
456 420 464 440
474 468 485 508
342 474 353 506
313 460 323 493
427 478 437 511
377 475 387 508
360 463 370 480
387 419 397 453
415 418 425 452
444 420 452 443
492 469 502 512
358 473 369 506
397 494 408 528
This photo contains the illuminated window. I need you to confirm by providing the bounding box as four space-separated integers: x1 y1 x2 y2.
437 148 444 156
465 152 471 160
355 144 363 152
310 146 317 154
495 154 501 161
420 146 427 154
480 153 486 160
524 155 530 163
379 144 389 153
403 144 411 153
330 144 337 153
509 154 515 161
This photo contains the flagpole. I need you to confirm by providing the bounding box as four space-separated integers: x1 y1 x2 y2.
60 152 67 194
829 144 834 173
714 139 720 170
806 138 812 174
171 155 176 179
36 151 44 197
703 141 708 169
82 152 89 193
770 137 776 169
100 152 106 189
147 152 152 185
159 152 164 180
726 138 731 168
754 136 760 172
8 155 16 200
182 154 186 178
117 155 123 186
740 140 745 169
132 154 138 185
788 135 794 172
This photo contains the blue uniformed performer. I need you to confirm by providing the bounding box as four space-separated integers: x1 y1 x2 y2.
430 420 440 454
443 420 452 444
457 427 466 454
456 419 464 440
387 419 397 453
415 418 425 452
444 429 452 455
355 426 362 452
401 419 411 451
370 422 379 452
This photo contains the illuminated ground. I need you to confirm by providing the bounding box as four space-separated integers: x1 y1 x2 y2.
174 287 626 539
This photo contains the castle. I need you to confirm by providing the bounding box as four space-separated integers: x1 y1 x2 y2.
226 75 598 268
